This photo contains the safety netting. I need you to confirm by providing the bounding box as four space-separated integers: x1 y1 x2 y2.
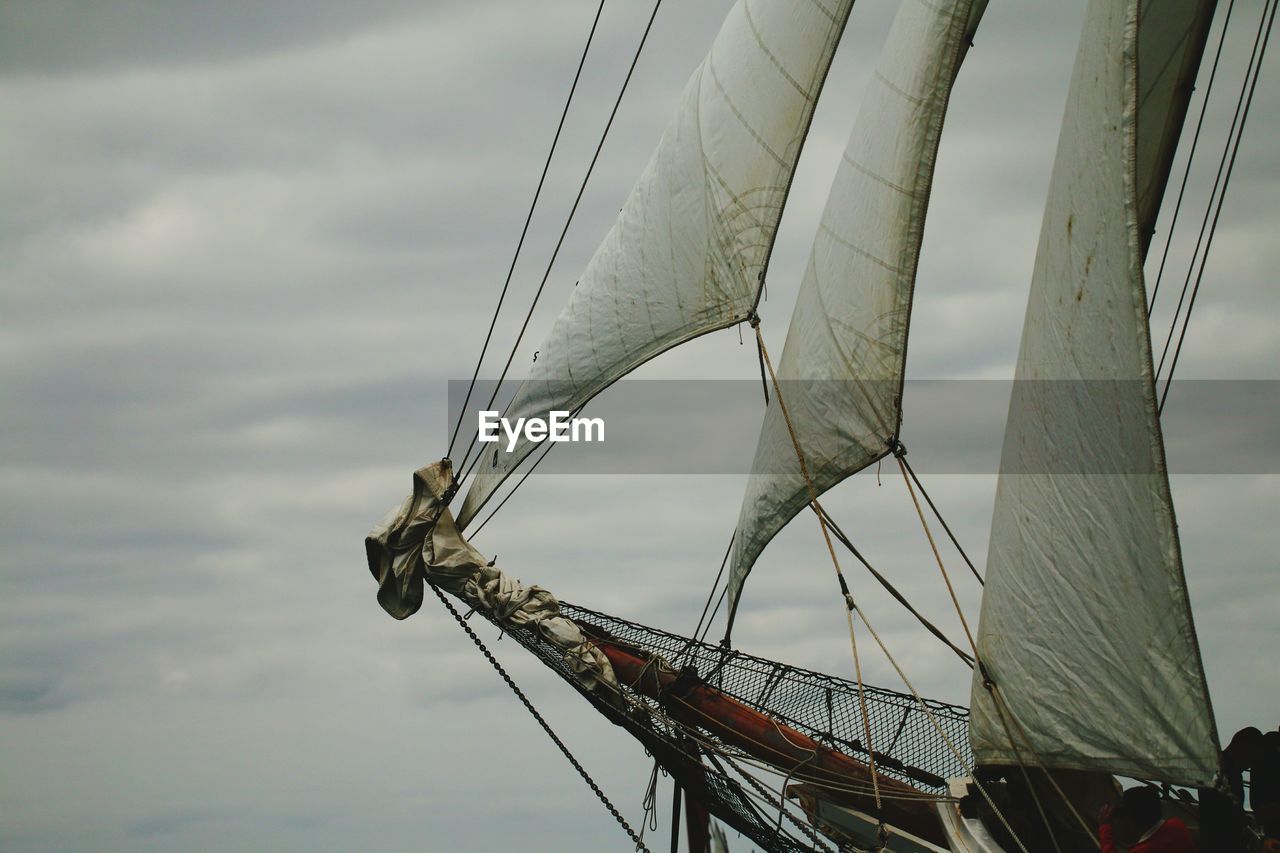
466 592 972 851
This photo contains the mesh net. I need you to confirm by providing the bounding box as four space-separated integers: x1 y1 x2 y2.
466 591 971 851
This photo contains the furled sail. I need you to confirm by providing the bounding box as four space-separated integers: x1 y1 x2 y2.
457 0 855 529
968 0 1219 785
725 0 988 620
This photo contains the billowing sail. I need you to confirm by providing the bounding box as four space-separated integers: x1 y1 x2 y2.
968 0 1219 785
726 0 987 620
458 0 854 529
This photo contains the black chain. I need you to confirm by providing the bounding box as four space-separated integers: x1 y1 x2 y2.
429 582 651 852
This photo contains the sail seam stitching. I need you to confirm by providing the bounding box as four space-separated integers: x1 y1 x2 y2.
817 223 899 273
706 53 788 170
873 70 927 106
841 152 917 196
742 0 813 102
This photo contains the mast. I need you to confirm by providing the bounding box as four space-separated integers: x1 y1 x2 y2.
726 0 988 621
457 0 856 529
968 0 1220 786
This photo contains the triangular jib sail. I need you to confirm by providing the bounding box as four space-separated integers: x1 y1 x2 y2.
458 0 856 529
968 0 1220 786
727 0 988 619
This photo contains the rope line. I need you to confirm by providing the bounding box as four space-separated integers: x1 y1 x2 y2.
457 0 665 477
986 683 1099 847
704 751 836 851
1147 0 1237 316
815 505 974 668
843 596 1032 853
448 0 608 460
466 403 585 538
895 457 1085 847
988 695 1066 853
697 582 730 646
428 582 651 851
751 323 886 829
692 534 735 646
895 454 978 657
898 453 983 585
1160 0 1276 412
1155 0 1274 396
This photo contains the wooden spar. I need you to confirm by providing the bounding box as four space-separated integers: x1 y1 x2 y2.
588 635 948 844
596 637 875 784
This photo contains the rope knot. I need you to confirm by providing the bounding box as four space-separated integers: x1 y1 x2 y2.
441 461 460 504
888 436 906 458
979 661 997 691
746 310 761 329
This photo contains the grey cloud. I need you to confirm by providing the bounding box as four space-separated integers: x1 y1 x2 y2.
3 0 1278 850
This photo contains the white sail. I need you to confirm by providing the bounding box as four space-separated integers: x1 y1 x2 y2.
726 0 987 619
458 0 854 529
968 0 1219 785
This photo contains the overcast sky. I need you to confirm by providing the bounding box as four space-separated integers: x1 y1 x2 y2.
3 1 1277 851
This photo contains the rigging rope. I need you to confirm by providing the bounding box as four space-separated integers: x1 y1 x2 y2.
987 695 1067 853
448 0 608 460
466 402 585 538
896 454 1088 846
894 453 978 658
456 0 665 479
984 680 1099 847
612 671 842 849
704 751 836 852
750 323 886 831
814 505 974 668
1148 0 1238 317
698 583 731 646
1159 0 1276 412
684 534 735 659
843 596 1032 853
897 454 983 585
428 582 651 852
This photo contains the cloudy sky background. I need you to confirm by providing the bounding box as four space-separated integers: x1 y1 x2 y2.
3 1 1277 850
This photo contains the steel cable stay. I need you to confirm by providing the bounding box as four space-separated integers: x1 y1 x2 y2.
895 453 982 586
1160 0 1276 412
630 716 836 851
814 504 975 669
616 689 927 851
455 0 666 481
738 319 1032 851
466 402 586 539
1155 0 1276 407
1147 0 1238 317
447 0 608 461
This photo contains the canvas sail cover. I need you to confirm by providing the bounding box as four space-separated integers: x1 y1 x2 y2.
968 0 1219 785
726 0 987 619
457 0 854 529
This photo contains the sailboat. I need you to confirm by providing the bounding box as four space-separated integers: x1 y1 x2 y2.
366 0 1267 849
